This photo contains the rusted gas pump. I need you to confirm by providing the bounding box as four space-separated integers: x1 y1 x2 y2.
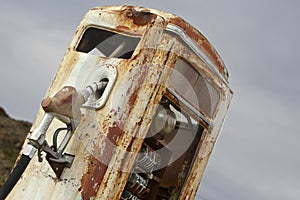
2 6 233 200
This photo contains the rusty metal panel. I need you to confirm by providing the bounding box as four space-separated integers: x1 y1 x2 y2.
7 5 233 200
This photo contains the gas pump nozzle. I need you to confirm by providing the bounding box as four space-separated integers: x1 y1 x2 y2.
23 80 108 176
41 81 108 123
27 81 107 148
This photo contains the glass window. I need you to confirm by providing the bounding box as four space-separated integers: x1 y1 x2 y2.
169 58 220 117
76 27 140 59
122 97 204 200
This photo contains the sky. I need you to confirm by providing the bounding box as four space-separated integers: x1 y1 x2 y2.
0 1 299 199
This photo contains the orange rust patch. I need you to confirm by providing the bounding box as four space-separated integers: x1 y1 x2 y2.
81 156 108 200
201 41 225 75
125 64 149 108
125 8 156 26
170 17 201 43
169 17 227 80
80 123 124 199
108 122 124 146
116 25 130 32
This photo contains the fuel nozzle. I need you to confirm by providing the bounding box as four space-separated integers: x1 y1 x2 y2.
41 81 108 123
25 80 108 178
41 86 83 123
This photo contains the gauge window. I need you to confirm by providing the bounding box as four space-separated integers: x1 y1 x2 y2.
76 27 141 59
169 58 220 117
121 97 204 200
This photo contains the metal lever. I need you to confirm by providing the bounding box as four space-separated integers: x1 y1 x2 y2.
45 126 75 178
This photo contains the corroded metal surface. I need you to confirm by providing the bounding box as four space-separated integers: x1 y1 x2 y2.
7 5 233 200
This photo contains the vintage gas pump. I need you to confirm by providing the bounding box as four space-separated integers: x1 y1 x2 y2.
1 6 233 200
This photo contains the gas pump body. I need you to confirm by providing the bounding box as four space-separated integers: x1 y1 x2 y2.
7 6 233 200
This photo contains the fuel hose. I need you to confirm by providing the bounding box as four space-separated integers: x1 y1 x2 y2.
0 154 31 200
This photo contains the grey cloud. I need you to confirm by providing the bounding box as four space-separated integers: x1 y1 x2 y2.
0 1 299 199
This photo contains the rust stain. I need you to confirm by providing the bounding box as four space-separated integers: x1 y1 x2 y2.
116 25 130 32
201 41 227 77
127 68 148 108
115 25 141 37
107 122 124 146
80 122 125 199
169 17 228 81
125 7 156 26
169 17 201 44
91 7 100 11
81 156 108 200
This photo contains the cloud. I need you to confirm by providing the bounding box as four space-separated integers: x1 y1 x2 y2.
199 84 300 199
1 1 300 200
0 3 74 120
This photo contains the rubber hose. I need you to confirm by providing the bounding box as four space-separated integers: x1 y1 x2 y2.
0 154 30 200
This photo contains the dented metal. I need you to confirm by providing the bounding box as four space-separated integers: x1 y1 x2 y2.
7 5 233 200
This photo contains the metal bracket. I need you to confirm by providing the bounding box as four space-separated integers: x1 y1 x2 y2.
34 126 75 178
46 153 75 178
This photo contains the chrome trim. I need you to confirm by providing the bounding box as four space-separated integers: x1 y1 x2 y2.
23 144 37 159
83 64 118 109
167 88 212 125
28 113 54 142
166 24 228 84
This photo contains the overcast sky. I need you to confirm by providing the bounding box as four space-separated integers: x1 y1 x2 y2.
1 1 299 199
